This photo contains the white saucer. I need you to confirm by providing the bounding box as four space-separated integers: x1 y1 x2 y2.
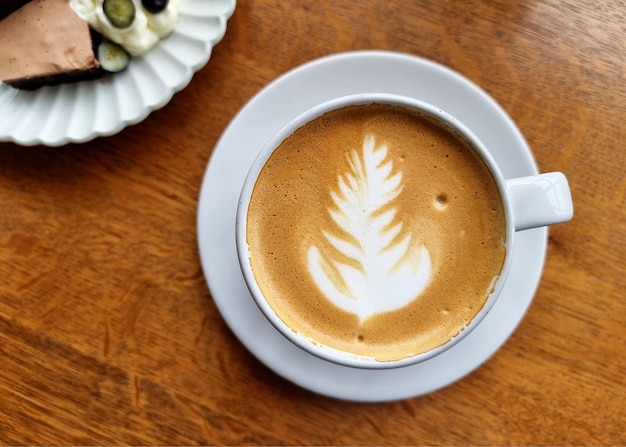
197 51 547 402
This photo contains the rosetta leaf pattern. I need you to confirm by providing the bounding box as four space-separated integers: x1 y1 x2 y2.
307 135 432 321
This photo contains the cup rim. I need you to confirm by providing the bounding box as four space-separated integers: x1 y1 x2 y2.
236 93 515 369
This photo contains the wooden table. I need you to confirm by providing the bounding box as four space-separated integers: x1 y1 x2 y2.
1 0 624 444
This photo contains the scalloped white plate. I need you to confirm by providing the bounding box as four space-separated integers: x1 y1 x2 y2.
0 0 236 147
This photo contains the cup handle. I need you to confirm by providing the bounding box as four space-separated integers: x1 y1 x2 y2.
506 172 574 232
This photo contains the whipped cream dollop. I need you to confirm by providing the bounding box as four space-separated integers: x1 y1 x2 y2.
70 0 180 56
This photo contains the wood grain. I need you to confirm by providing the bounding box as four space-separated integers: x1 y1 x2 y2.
1 0 624 444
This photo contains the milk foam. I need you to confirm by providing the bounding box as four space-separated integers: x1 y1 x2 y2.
245 103 507 361
307 135 432 321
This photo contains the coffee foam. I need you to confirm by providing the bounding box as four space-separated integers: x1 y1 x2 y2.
246 103 506 361
306 134 432 321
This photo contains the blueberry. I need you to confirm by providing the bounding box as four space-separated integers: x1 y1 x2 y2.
142 0 169 14
103 0 135 29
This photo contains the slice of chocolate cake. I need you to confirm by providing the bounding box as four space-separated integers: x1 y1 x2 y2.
0 0 101 90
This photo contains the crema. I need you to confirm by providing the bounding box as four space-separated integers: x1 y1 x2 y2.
246 104 507 361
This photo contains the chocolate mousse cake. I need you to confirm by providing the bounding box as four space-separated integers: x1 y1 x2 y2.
0 0 101 89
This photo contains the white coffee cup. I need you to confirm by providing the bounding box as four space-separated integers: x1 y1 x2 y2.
236 93 573 369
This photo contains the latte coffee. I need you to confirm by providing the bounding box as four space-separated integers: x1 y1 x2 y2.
243 102 507 362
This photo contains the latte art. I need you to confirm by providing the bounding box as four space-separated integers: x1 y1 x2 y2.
307 135 432 321
245 103 507 361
